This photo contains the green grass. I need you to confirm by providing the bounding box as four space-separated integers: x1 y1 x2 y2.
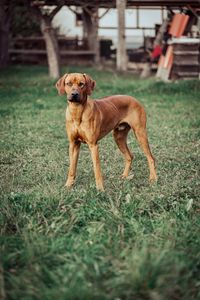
0 65 200 300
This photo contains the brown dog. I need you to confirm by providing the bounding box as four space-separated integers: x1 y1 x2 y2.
56 73 157 191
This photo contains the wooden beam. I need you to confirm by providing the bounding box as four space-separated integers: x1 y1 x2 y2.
43 1 200 8
99 26 155 29
117 0 127 71
9 49 95 55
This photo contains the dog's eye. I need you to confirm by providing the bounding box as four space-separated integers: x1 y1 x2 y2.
66 82 72 87
79 82 85 88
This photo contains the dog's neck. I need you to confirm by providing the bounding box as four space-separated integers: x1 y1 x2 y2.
68 101 87 124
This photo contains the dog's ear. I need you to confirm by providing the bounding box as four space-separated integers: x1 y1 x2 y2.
55 74 68 95
83 73 96 96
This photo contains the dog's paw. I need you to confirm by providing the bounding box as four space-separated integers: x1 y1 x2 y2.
121 174 134 180
96 184 105 192
149 175 157 184
65 180 75 189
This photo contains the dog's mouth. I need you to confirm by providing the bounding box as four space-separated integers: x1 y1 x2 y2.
68 96 81 103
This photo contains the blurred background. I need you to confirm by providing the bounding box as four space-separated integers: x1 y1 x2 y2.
1 0 200 79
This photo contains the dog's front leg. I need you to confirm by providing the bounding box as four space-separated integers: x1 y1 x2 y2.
65 141 81 188
88 144 104 191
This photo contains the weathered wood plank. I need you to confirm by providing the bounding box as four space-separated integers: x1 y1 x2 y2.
9 49 95 56
116 0 127 71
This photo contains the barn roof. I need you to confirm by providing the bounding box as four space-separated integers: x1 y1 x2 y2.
44 0 200 8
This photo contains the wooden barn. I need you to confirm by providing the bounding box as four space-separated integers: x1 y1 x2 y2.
8 0 200 80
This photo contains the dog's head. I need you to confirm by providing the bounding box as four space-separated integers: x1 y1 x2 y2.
56 73 96 104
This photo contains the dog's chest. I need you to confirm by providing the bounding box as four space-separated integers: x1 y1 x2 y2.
66 105 96 143
67 118 89 143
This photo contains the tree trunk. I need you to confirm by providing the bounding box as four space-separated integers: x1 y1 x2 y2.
82 8 100 65
40 16 60 79
117 0 127 72
0 2 10 68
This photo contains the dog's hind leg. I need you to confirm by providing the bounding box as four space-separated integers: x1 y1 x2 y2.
113 124 133 178
133 126 157 182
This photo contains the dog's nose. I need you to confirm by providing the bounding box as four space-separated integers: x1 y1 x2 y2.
72 92 78 97
71 92 79 98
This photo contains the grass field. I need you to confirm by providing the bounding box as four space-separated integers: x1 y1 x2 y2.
0 65 200 300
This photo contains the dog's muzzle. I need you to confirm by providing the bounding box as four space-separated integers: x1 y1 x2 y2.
68 92 80 102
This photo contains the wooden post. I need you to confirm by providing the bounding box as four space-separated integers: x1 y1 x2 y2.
93 10 100 65
82 8 100 65
117 0 127 71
